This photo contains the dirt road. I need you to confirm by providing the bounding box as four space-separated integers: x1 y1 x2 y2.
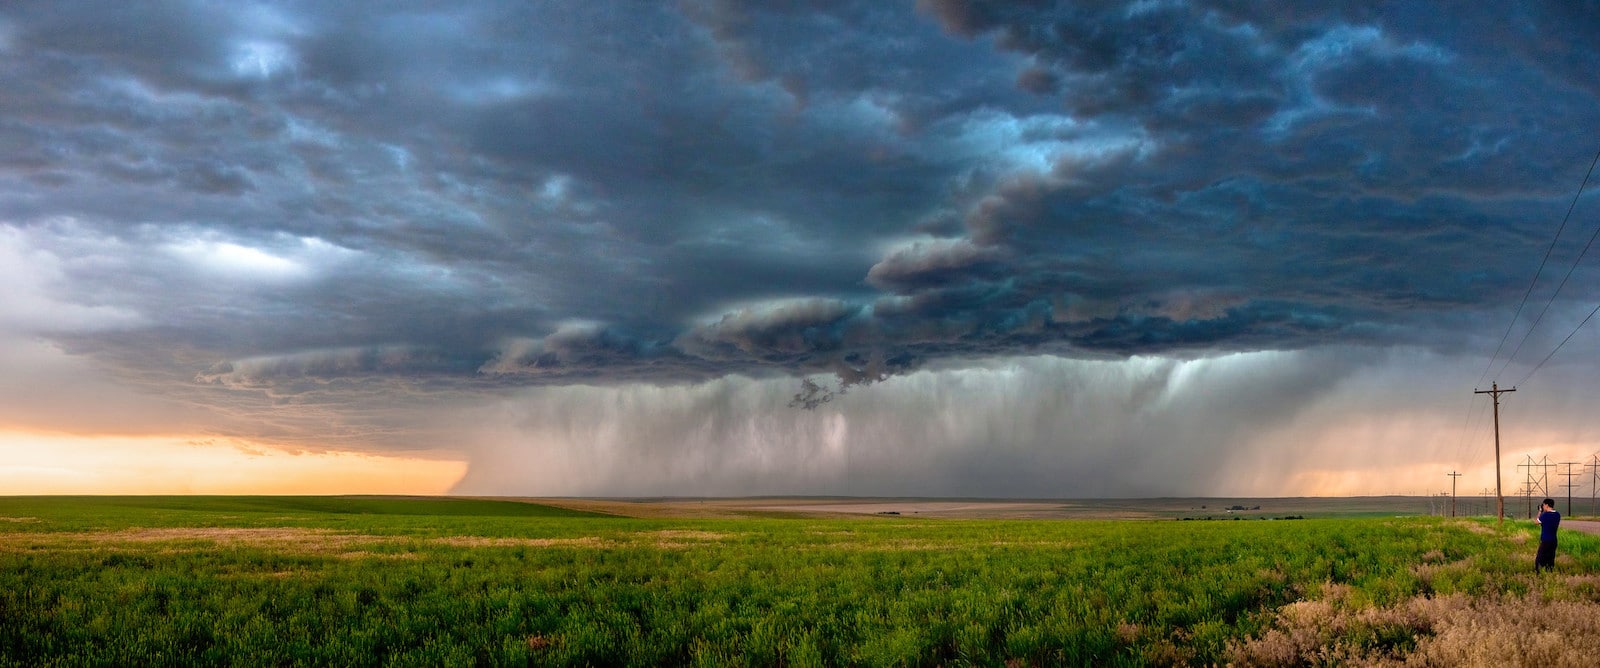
1561 519 1600 536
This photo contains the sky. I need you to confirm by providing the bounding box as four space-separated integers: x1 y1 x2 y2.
4 1 1600 497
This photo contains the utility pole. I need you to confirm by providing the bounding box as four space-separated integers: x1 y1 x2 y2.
1475 382 1515 523
1561 462 1582 516
1447 471 1463 517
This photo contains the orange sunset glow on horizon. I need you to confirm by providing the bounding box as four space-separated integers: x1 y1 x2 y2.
0 430 467 496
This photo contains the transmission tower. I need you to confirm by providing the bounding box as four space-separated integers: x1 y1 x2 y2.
1591 455 1600 518
1561 462 1581 516
1518 456 1536 518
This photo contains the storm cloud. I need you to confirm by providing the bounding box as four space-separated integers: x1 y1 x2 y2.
3 1 1600 494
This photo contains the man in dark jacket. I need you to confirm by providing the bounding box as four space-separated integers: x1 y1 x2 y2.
1535 498 1560 573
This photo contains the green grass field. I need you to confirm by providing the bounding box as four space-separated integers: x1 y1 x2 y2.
2 497 1598 666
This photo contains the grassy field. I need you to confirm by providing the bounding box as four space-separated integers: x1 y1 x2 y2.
3 497 1599 666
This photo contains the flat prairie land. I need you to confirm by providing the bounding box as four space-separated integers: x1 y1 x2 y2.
3 496 1599 666
526 495 1513 520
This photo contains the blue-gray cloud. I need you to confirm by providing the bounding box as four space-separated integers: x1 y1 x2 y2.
2 1 1599 454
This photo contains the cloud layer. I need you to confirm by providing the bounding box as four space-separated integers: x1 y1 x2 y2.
4 2 1600 493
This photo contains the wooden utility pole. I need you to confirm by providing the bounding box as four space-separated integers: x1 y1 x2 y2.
1475 383 1515 523
1447 471 1463 517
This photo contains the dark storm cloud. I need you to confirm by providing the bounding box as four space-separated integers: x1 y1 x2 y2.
865 239 1006 291
2 0 1599 445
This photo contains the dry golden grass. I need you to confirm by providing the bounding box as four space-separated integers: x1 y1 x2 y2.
810 539 964 551
0 527 384 551
0 525 760 553
1400 596 1600 668
2 527 628 555
1230 586 1600 667
1233 518 1600 668
419 531 732 550
635 530 729 549
1456 520 1499 536
102 527 349 542
430 536 609 548
647 530 728 541
0 525 751 554
333 550 420 560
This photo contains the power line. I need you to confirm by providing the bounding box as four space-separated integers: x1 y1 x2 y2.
1450 359 1500 482
1493 148 1600 381
1513 299 1600 386
1449 394 1487 473
1462 397 1496 476
1480 148 1600 385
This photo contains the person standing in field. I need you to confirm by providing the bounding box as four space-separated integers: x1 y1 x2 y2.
1535 498 1560 573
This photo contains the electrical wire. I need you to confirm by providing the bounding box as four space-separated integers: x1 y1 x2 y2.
1449 394 1486 470
1490 149 1600 382
1513 297 1600 386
